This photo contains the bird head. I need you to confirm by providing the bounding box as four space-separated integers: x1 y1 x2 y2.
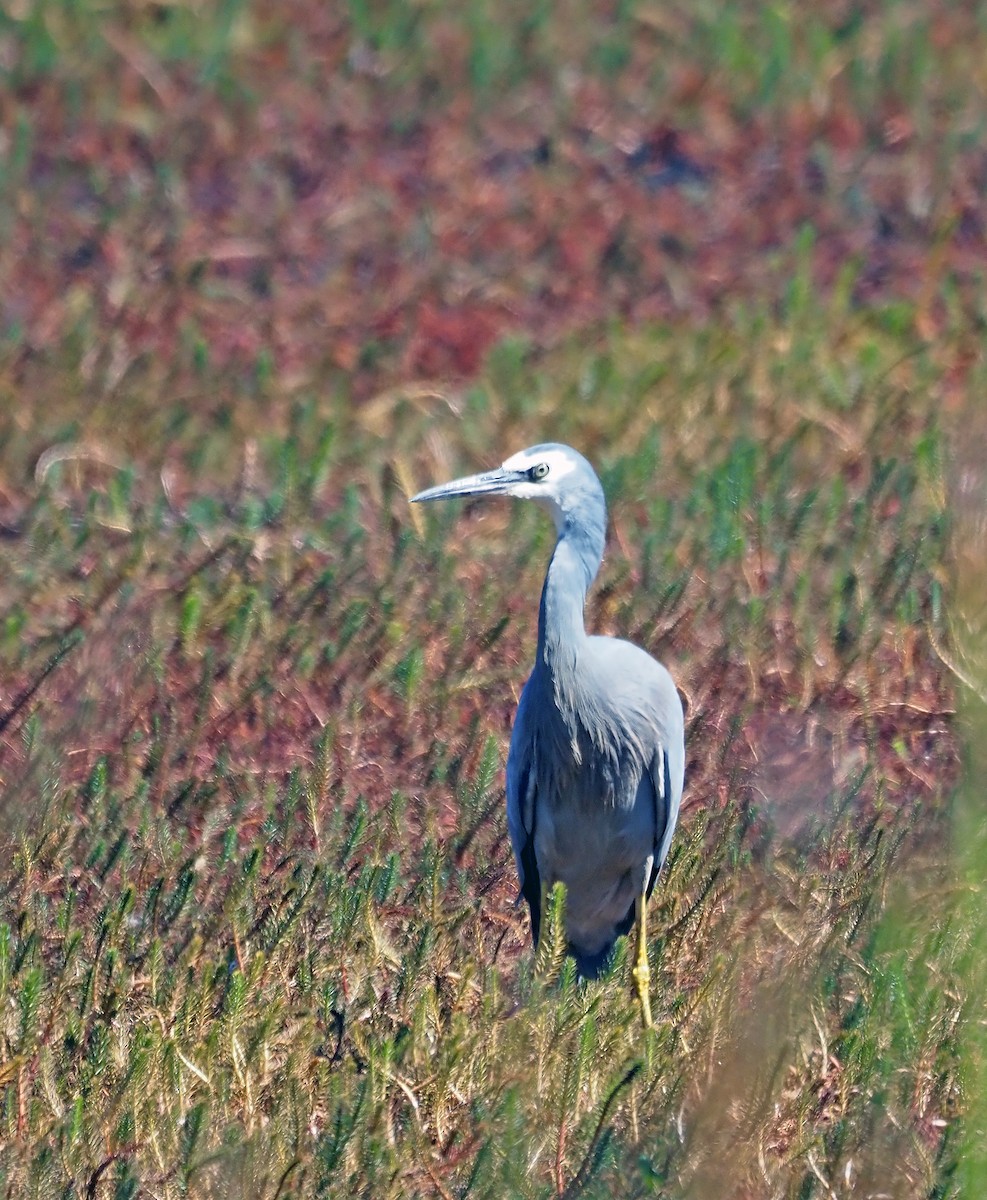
411 443 605 535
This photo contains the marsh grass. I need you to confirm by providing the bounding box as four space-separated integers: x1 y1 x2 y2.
1 1 985 1196
0 295 972 1197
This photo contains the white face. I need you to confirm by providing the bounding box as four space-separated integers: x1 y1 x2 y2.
501 446 579 527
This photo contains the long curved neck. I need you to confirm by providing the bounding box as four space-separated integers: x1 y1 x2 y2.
536 519 604 677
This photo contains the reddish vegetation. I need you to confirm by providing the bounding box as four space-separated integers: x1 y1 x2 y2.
1 8 983 397
0 15 973 1191
0 0 967 855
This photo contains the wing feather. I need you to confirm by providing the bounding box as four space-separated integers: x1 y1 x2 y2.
506 688 542 946
645 744 680 900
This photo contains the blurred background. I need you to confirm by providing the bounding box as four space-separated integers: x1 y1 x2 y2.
2 2 986 424
1 3 986 1198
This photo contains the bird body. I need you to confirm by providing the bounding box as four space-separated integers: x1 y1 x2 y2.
509 635 683 973
412 443 684 1022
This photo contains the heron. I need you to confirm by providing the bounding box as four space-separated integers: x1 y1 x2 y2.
411 443 684 1026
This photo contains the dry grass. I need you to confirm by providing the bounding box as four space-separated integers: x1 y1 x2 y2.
2 3 986 1197
0 308 973 1198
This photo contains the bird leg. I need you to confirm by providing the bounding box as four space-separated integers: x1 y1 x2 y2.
632 891 653 1028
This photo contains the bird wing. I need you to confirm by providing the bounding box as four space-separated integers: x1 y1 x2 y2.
645 741 681 899
506 684 542 946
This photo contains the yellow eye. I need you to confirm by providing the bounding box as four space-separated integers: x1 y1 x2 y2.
531 462 550 481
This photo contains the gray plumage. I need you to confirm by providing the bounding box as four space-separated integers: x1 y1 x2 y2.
412 443 684 1012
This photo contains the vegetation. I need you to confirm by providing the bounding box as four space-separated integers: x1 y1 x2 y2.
1 3 985 1198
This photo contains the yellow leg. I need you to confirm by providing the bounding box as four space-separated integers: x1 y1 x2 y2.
632 891 653 1029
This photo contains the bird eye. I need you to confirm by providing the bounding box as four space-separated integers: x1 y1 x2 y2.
530 463 550 481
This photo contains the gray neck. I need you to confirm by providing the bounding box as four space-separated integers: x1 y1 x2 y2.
536 518 604 677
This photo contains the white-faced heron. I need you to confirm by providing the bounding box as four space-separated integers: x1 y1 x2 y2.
411 443 685 1025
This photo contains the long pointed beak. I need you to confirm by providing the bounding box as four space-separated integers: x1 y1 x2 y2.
410 466 523 504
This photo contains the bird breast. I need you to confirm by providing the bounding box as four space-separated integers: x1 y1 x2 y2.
528 677 638 812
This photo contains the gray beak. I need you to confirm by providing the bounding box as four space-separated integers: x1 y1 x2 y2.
410 466 524 504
